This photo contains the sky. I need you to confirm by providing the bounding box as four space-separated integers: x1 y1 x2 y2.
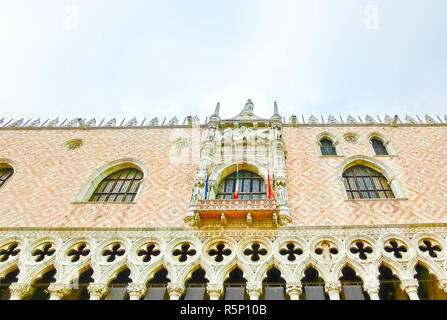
0 0 446 123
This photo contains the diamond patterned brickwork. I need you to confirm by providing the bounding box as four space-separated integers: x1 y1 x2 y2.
0 128 201 228
283 126 447 226
1 125 447 227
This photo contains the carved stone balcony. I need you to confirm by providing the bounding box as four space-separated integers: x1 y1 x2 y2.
194 199 279 220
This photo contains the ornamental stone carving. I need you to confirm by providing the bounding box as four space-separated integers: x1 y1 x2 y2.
9 283 34 300
127 283 147 300
246 282 263 300
206 283 224 300
48 283 72 300
167 283 185 300
285 282 302 300
87 283 109 300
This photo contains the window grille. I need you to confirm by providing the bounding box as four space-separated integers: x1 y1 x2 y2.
320 139 337 156
216 170 266 200
89 168 143 202
342 165 394 199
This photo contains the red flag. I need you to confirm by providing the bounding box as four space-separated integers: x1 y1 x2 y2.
267 169 275 199
233 163 239 199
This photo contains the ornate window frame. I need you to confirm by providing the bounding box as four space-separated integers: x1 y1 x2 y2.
367 132 398 157
0 159 15 191
315 132 344 157
74 158 147 203
337 155 407 200
208 161 268 200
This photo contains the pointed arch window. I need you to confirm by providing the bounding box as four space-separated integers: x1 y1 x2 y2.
89 168 143 202
217 170 265 200
0 167 13 189
342 165 394 199
320 139 337 156
371 138 388 155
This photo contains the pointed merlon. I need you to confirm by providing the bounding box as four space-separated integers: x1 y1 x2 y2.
104 118 117 127
28 118 40 127
383 115 393 124
405 115 417 124
46 118 59 127
425 114 437 124
365 115 376 124
0 118 4 126
126 117 138 127
64 118 78 127
214 102 220 116
327 115 338 124
346 115 358 124
147 117 159 126
85 119 96 127
392 115 399 127
308 115 319 124
274 101 279 115
8 118 24 127
167 116 178 126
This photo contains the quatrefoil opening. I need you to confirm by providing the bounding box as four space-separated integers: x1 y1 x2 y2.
208 243 232 262
67 243 90 262
173 243 196 262
418 239 442 258
349 241 373 260
137 243 161 262
0 243 20 262
243 243 268 262
384 240 408 259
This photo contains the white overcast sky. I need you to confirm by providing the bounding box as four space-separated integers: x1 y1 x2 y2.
0 0 446 123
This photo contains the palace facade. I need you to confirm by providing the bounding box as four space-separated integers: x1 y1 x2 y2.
0 100 447 300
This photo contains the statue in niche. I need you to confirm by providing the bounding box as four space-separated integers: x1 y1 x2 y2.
192 184 203 201
276 185 287 201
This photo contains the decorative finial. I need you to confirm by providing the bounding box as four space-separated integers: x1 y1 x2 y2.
274 101 279 115
214 102 220 116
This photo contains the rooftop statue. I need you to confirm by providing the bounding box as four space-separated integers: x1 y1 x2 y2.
243 99 254 113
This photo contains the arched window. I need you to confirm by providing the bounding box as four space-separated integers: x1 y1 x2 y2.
89 168 143 202
0 167 13 189
371 138 388 155
320 139 337 156
217 170 265 200
342 165 394 199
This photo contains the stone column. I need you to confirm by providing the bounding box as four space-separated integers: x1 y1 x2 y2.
87 283 108 300
127 283 147 300
401 279 419 300
206 283 223 300
363 280 380 300
167 283 185 300
48 283 72 300
286 282 302 300
9 283 34 300
246 282 262 300
325 281 341 300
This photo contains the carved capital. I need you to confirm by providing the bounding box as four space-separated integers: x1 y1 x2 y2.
324 281 342 293
246 282 262 299
127 283 147 300
286 282 302 296
48 283 72 299
207 283 223 300
167 283 185 299
438 279 447 293
9 283 34 300
400 279 419 293
87 283 109 300
363 280 380 295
